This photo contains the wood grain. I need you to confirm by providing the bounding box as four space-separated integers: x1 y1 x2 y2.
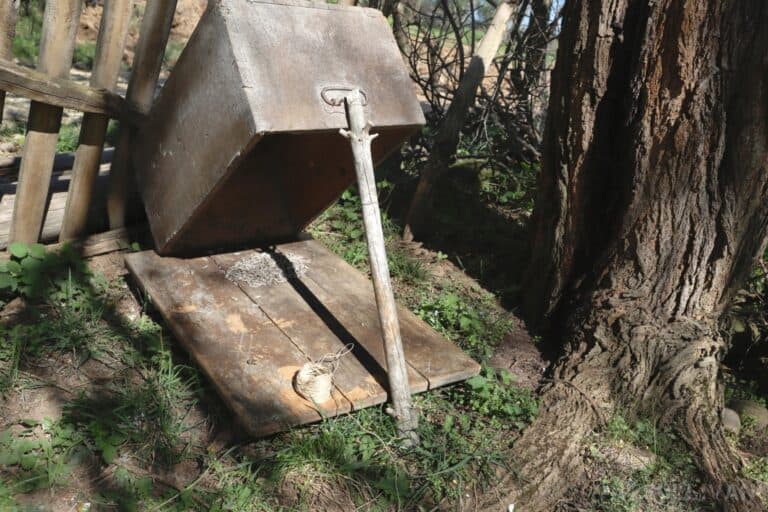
126 250 352 437
0 0 19 124
107 0 178 229
0 60 125 116
9 0 84 245
342 89 417 436
125 239 480 437
61 0 134 241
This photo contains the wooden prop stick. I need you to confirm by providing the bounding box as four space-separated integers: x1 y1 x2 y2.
0 0 19 125
341 89 419 442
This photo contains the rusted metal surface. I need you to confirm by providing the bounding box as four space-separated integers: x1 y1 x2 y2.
135 0 425 255
125 238 479 437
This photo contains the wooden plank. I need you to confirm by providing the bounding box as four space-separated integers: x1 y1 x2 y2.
0 225 147 260
0 147 114 176
0 59 125 116
0 1 19 124
107 0 178 229
210 251 406 409
284 239 481 388
215 246 432 393
9 0 84 245
126 240 479 437
125 250 352 437
60 0 134 241
0 166 111 249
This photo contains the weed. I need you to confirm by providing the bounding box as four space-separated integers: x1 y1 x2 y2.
456 367 537 428
73 42 97 71
414 291 510 360
57 122 82 153
0 419 87 494
12 1 44 67
744 456 768 482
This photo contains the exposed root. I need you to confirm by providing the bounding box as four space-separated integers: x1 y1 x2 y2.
484 296 767 511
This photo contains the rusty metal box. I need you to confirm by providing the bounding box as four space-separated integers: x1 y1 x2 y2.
134 0 425 255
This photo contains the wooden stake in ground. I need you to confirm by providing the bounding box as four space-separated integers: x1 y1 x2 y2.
0 0 19 125
107 0 178 229
9 0 84 245
403 0 515 241
60 0 134 241
341 89 419 443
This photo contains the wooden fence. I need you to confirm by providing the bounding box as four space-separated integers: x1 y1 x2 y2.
0 0 180 251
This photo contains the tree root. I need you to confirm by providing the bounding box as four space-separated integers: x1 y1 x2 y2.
483 301 767 511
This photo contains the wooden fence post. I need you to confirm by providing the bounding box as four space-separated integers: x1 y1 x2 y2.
342 89 419 444
60 0 134 241
9 0 84 245
0 0 19 125
403 1 515 241
107 0 178 230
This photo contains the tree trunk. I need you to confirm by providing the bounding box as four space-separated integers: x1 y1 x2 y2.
494 0 768 510
403 1 516 241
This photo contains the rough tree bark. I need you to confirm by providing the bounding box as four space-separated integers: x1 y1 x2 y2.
403 1 516 241
488 0 768 510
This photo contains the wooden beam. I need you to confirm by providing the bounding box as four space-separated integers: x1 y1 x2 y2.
9 0 84 245
61 0 134 242
0 59 125 117
0 225 148 261
107 0 179 229
0 147 114 176
0 1 19 124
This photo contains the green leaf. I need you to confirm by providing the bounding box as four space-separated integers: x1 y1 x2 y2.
20 454 36 470
6 261 21 275
101 444 117 464
0 273 15 289
8 242 27 259
27 244 46 260
443 415 455 432
21 256 42 273
465 375 487 390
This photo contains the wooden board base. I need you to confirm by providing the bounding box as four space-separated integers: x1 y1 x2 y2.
125 238 480 437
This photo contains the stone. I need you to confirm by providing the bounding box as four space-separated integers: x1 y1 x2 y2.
601 441 657 472
728 399 768 432
722 407 741 436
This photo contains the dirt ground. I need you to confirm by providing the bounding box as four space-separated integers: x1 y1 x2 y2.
77 0 207 64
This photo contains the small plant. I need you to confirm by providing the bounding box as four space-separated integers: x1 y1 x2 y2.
0 242 85 300
414 291 508 359
744 456 768 482
56 122 82 153
73 42 96 71
456 367 538 428
12 0 44 67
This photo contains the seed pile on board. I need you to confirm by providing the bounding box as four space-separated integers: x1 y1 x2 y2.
225 251 309 288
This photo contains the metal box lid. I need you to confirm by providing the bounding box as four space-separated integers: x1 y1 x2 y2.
135 0 425 255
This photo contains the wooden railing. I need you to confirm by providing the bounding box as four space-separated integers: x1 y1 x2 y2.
0 0 179 249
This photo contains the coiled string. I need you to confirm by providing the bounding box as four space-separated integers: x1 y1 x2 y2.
293 344 354 404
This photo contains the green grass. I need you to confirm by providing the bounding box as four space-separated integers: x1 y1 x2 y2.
73 42 97 71
12 1 44 67
163 41 186 70
584 414 713 511
0 220 536 509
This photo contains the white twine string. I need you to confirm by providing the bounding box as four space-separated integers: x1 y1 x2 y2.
293 344 354 404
